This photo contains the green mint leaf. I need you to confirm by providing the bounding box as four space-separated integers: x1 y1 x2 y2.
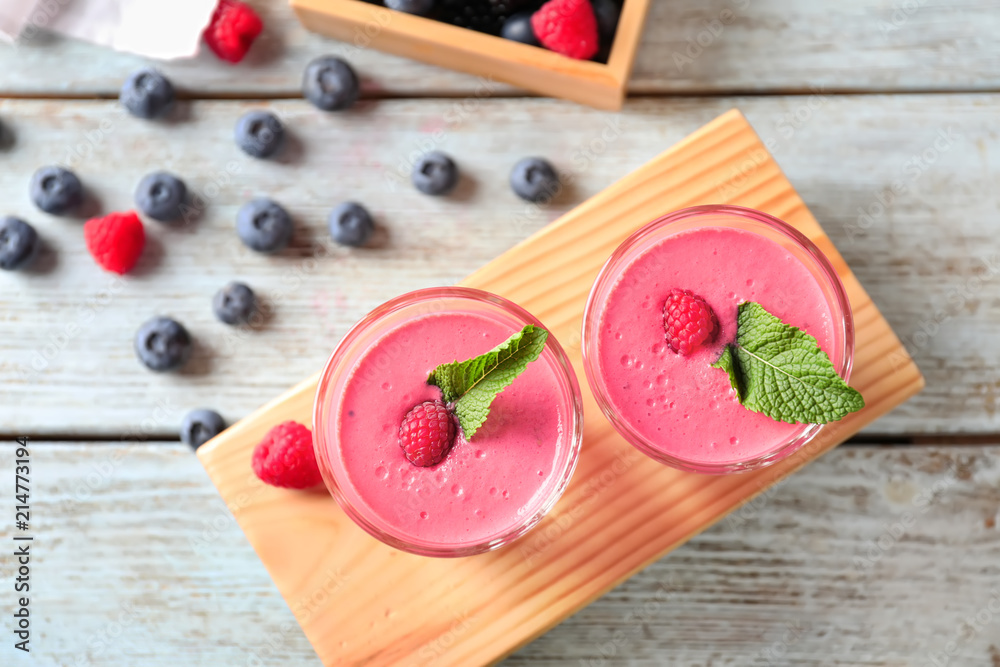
711 302 865 424
427 325 548 439
712 344 742 398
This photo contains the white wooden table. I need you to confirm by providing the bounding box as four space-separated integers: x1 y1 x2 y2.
1 1 998 664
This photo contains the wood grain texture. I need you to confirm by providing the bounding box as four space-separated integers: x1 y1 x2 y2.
290 0 649 110
0 94 994 436
2 442 996 666
193 110 922 666
0 0 998 97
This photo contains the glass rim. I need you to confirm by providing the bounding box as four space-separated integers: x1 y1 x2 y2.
581 204 855 474
313 286 584 557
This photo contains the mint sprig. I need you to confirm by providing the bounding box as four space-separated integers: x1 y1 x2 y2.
711 302 864 424
427 325 548 439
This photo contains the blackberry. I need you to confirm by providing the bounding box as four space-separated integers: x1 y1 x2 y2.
502 12 539 45
435 0 531 35
386 0 435 15
593 0 621 43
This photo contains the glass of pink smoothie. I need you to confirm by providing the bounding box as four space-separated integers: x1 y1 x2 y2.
582 205 854 474
314 287 583 557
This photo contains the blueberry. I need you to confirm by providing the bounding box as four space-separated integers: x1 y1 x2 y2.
181 408 225 449
592 0 621 43
237 198 293 253
120 68 175 119
213 282 257 325
501 12 539 46
235 110 285 159
385 0 434 16
412 151 459 196
134 316 192 372
135 171 187 222
328 202 374 247
510 157 560 203
0 217 39 271
302 56 360 111
30 166 83 215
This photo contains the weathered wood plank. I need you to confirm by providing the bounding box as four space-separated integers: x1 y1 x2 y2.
0 0 997 97
506 444 1000 666
0 95 994 435
0 442 995 665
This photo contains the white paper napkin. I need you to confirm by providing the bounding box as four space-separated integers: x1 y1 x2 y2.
2 0 218 60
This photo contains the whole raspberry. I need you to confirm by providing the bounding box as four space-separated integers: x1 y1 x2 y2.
251 421 322 489
83 211 145 275
663 289 719 356
531 0 599 60
203 0 263 64
399 401 456 467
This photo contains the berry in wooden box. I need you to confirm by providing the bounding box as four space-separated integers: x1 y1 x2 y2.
289 0 651 110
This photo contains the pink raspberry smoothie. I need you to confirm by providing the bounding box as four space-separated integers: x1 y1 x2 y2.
584 206 851 472
314 288 582 556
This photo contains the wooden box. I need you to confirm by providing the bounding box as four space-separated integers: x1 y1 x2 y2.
289 0 652 110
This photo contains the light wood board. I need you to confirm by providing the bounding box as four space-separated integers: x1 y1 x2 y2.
1 442 996 666
195 110 923 665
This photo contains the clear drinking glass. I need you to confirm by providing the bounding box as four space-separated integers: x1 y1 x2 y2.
582 205 855 474
314 287 584 557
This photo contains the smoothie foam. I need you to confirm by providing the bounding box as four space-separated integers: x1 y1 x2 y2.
595 226 835 465
333 311 572 547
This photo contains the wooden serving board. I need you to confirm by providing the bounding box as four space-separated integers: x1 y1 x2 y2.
197 110 924 666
